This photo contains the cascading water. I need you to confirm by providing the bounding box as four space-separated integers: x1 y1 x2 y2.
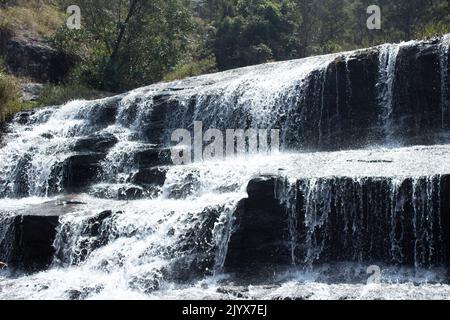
0 35 450 299
441 34 450 129
377 43 401 142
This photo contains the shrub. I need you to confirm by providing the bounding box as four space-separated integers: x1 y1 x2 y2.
413 21 450 39
0 70 20 122
37 83 108 106
0 1 64 38
163 55 217 82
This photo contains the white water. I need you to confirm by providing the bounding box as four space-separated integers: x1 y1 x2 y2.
1 145 450 299
441 34 450 129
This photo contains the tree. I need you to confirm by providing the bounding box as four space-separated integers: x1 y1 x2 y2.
213 0 298 70
55 0 193 92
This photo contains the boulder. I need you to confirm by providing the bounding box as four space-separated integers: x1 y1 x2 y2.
15 110 35 125
61 153 106 192
118 186 144 200
225 175 290 273
20 83 44 102
134 147 172 168
73 133 118 153
87 97 121 126
0 36 74 83
130 167 167 187
0 215 59 271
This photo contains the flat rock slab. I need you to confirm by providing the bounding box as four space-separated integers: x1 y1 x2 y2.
0 195 89 271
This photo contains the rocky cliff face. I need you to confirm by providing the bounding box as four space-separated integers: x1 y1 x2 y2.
0 30 74 83
226 174 450 275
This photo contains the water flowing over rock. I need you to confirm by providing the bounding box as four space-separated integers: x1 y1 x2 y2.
0 35 449 299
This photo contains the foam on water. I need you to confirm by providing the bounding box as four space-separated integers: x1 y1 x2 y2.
0 36 450 299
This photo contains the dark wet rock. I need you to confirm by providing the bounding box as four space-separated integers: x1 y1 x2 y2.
143 94 174 144
225 175 290 274
73 133 118 153
390 42 445 143
273 38 449 150
15 111 35 125
66 289 83 300
226 174 450 273
55 200 87 206
88 97 121 126
118 186 144 200
441 175 450 269
130 167 167 187
8 153 32 197
165 206 224 282
0 215 59 272
134 147 172 168
164 171 201 200
65 285 104 300
0 195 91 271
20 83 43 102
61 153 106 192
128 273 161 294
216 287 247 298
40 133 54 139
86 210 113 237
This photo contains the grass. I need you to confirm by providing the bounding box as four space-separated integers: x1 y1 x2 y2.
0 0 101 124
0 70 21 122
37 83 108 106
163 55 217 82
0 1 64 39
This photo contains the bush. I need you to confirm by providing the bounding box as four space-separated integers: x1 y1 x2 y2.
163 55 217 82
413 21 450 39
0 71 20 122
37 83 108 106
0 1 64 38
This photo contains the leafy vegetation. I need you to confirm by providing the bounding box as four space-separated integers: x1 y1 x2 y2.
53 0 194 92
0 0 64 38
52 0 448 87
37 83 105 106
0 59 20 122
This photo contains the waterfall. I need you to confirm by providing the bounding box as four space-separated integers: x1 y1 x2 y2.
441 34 450 129
273 175 446 269
377 43 401 142
0 36 450 299
0 214 15 264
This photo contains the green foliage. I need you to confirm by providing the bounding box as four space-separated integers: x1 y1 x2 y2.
205 0 449 70
37 83 103 106
213 0 298 70
54 0 194 92
0 63 20 122
163 55 217 82
0 1 64 38
21 0 450 92
414 21 450 39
